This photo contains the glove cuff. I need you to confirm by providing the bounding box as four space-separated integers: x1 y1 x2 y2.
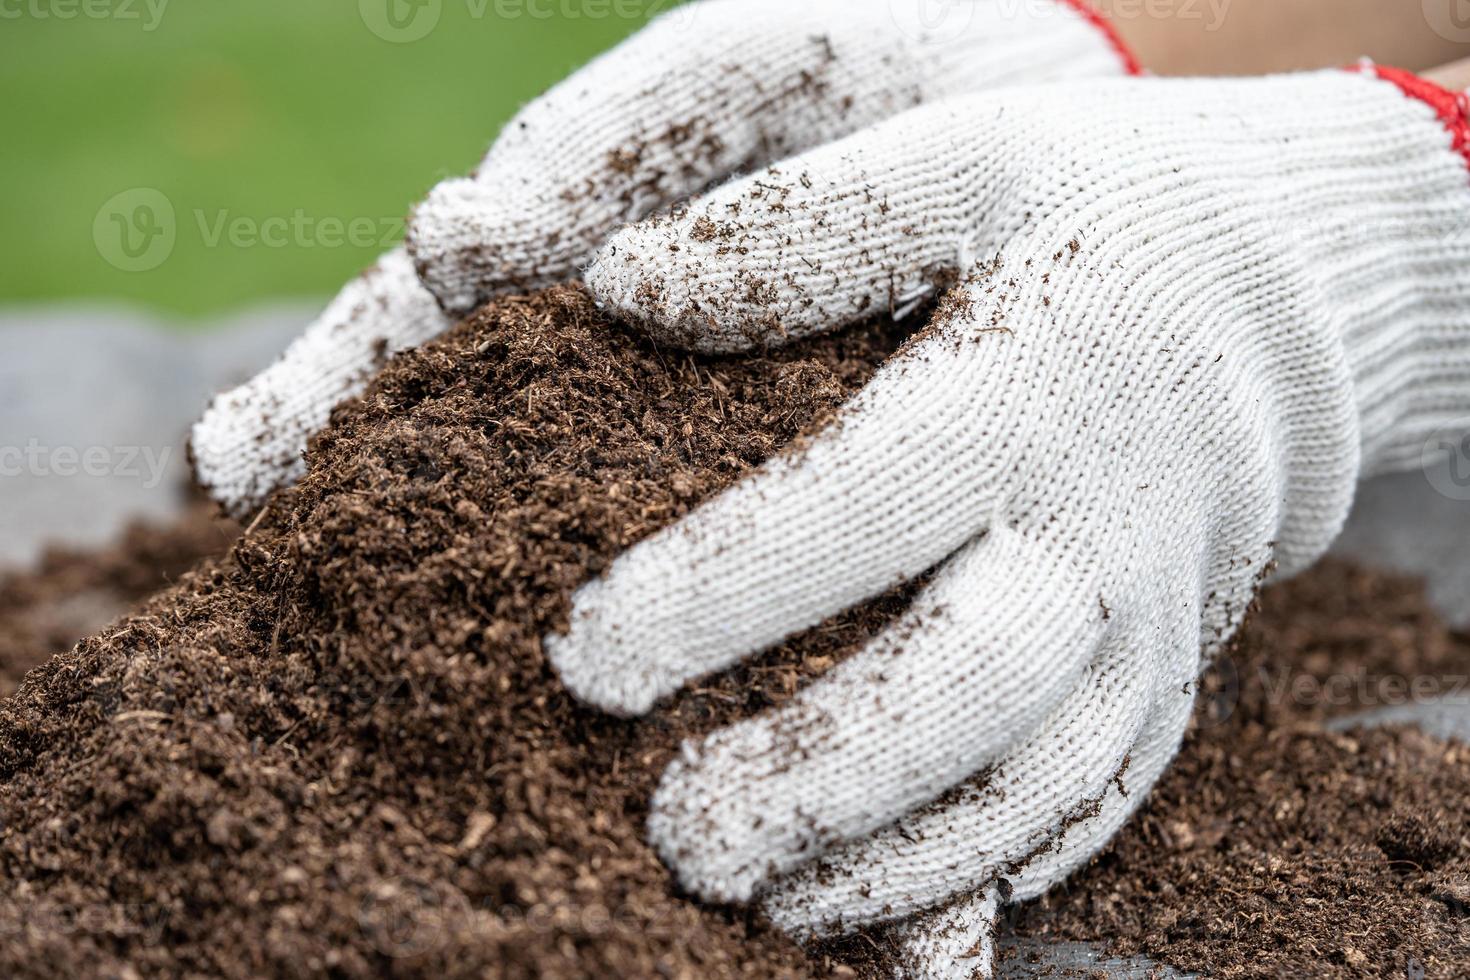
1335 65 1470 476
919 0 1141 98
1351 62 1470 166
1054 0 1144 76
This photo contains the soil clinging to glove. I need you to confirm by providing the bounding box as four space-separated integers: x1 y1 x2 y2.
0 286 908 979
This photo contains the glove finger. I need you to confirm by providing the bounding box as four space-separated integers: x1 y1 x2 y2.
1008 679 1194 903
851 693 1187 980
544 322 1022 717
897 886 1000 980
586 94 1011 353
407 0 934 315
191 248 451 517
762 630 1151 937
645 529 1108 904
409 0 1127 315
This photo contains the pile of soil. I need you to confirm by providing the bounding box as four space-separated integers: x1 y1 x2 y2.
1 284 1465 979
0 286 908 979
0 502 239 697
1015 561 1470 978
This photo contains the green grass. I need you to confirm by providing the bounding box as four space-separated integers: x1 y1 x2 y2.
0 0 666 321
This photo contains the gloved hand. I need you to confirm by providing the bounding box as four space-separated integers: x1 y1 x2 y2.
189 0 1137 516
545 65 1470 976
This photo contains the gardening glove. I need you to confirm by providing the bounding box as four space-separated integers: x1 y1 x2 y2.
545 65 1470 975
190 0 1139 515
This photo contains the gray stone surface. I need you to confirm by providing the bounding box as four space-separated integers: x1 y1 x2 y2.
0 303 315 566
1332 464 1470 629
1329 698 1470 744
998 939 1195 978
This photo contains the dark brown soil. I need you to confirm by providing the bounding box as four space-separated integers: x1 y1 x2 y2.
1014 561 1470 979
0 502 240 698
0 286 908 979
2 284 1467 979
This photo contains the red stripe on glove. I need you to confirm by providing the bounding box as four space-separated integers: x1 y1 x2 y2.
1055 0 1144 77
1353 63 1470 169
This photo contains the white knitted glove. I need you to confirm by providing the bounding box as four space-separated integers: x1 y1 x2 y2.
189 0 1137 515
546 66 1470 976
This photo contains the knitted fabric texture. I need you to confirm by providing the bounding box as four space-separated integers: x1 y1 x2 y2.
546 69 1470 974
1356 62 1470 164
190 0 1132 516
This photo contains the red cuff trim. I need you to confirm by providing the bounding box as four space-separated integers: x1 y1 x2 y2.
1350 63 1470 169
1055 0 1144 77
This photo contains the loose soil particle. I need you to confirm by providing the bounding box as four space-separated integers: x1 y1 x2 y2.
1 285 1466 979
0 286 909 979
0 502 239 697
1013 561 1470 979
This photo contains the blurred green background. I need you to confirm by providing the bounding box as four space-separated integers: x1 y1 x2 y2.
1 0 668 321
